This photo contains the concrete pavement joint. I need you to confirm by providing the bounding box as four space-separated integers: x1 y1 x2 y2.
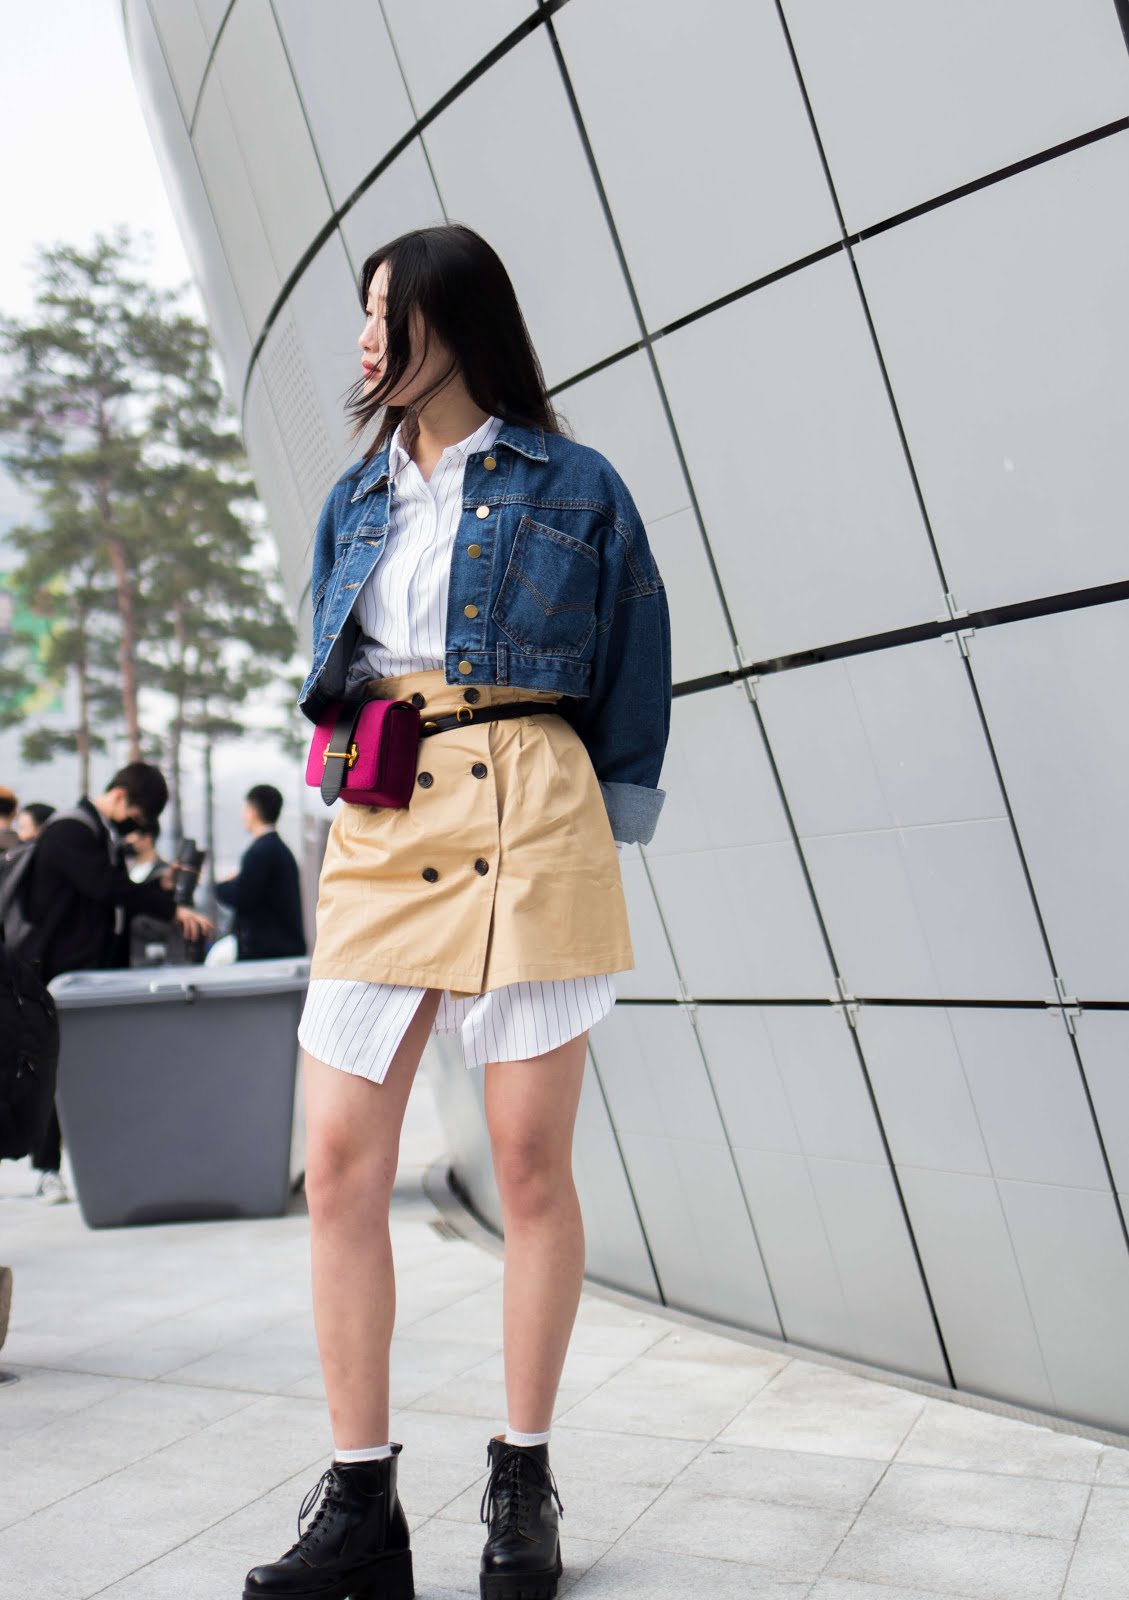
422 1157 1129 1456
4 1087 1126 1599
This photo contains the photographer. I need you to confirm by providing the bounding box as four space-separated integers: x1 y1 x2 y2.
124 820 190 967
23 763 212 1199
123 817 167 885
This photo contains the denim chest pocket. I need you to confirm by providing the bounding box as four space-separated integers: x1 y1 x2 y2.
492 515 600 656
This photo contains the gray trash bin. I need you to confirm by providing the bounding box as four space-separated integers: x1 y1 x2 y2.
50 959 309 1229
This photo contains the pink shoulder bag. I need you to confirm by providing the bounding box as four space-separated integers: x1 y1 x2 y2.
305 699 421 808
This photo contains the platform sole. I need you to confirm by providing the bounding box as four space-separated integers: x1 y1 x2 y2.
243 1546 414 1600
479 1547 562 1600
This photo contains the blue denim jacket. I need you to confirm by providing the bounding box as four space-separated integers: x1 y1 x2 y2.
298 421 671 844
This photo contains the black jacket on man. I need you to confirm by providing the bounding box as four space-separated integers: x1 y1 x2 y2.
27 798 177 982
215 830 306 961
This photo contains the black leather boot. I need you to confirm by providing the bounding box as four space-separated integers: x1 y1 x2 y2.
478 1434 564 1600
243 1446 413 1600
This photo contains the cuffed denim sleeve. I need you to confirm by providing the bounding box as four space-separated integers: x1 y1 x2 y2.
566 509 672 845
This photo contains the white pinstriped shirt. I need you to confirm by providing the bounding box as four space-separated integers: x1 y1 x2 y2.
299 413 622 1082
344 414 493 688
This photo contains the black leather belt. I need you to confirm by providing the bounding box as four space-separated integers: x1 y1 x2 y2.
417 701 562 737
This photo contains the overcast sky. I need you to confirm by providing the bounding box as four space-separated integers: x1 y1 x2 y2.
0 0 196 525
0 0 193 320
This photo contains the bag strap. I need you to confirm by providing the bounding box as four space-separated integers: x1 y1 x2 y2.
41 805 104 838
418 701 561 737
320 702 367 806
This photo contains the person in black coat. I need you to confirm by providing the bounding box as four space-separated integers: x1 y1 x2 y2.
25 763 212 1194
215 785 306 961
28 766 210 982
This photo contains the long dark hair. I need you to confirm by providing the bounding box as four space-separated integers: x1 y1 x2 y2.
345 224 565 458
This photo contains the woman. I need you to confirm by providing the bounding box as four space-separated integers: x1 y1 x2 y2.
246 225 671 1600
14 801 54 843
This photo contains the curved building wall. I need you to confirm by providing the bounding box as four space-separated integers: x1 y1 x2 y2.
126 0 1129 1435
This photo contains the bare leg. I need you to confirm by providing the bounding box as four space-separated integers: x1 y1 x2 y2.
484 1030 589 1433
303 988 443 1448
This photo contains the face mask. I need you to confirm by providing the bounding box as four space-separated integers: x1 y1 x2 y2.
121 841 139 859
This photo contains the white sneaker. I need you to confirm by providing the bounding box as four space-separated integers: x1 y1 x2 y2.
33 1171 70 1205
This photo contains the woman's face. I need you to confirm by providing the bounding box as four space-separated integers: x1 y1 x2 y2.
358 260 454 409
15 810 39 842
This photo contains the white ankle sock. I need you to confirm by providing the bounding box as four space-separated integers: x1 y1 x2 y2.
334 1443 393 1463
504 1425 551 1447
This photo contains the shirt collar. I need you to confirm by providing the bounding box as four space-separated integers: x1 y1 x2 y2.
351 417 548 501
386 413 503 484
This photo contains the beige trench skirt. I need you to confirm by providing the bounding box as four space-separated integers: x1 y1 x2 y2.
309 669 634 998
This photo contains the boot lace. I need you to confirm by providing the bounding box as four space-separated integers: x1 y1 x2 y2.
479 1445 564 1538
293 1466 347 1556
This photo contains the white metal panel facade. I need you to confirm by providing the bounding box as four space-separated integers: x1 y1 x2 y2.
125 0 1129 1435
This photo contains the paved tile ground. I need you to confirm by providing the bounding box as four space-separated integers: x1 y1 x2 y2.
3 1072 1129 1600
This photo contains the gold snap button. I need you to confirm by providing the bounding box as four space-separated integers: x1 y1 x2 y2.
483 456 497 470
475 505 489 519
467 544 482 558
464 604 478 619
458 660 473 675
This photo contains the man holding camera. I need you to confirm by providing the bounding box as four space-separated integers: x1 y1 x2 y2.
122 819 194 967
23 762 211 1198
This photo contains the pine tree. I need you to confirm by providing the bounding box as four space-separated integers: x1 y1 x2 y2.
0 229 298 824
135 311 296 848
4 483 121 791
0 232 166 759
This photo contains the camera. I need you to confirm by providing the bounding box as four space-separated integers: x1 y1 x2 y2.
171 837 206 907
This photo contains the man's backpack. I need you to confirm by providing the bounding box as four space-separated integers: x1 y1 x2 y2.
0 943 60 1160
0 807 101 961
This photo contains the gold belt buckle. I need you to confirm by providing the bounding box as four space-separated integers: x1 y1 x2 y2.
456 706 475 723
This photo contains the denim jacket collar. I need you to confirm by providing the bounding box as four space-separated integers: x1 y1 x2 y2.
350 419 548 502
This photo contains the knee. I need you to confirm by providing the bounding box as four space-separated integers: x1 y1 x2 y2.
305 1127 393 1221
492 1138 570 1218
